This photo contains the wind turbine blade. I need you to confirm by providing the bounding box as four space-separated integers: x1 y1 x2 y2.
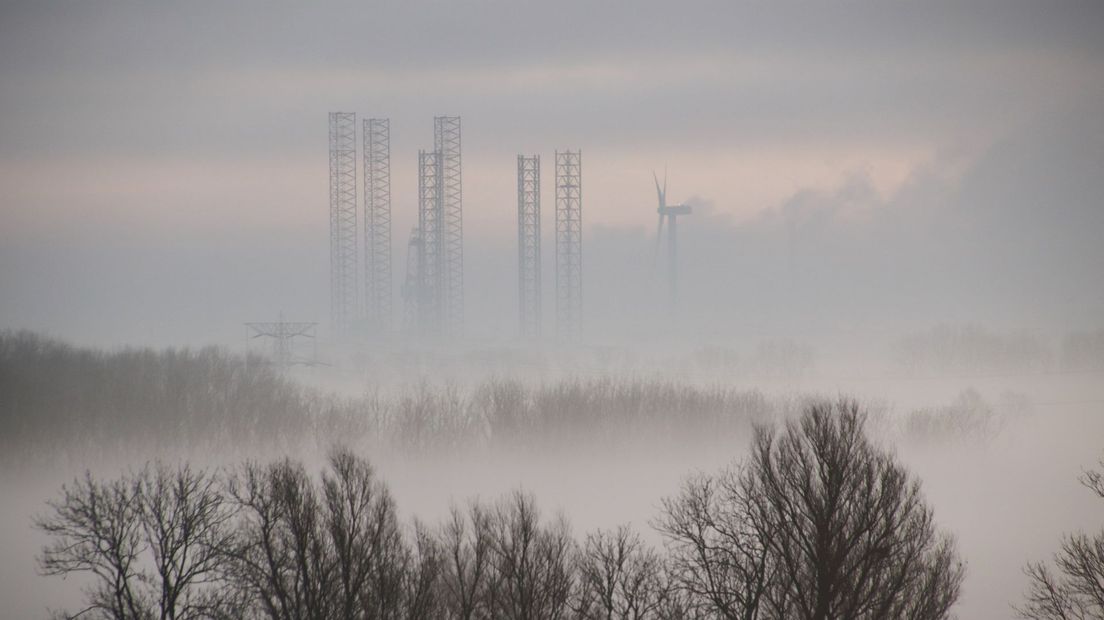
653 171 665 208
663 165 668 201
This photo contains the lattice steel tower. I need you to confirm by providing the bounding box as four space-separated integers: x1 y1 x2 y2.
402 227 423 335
363 118 392 336
417 150 445 339
328 112 358 334
555 150 583 342
517 155 542 339
434 116 463 336
245 319 318 369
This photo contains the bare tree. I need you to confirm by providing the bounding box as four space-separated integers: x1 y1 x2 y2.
1018 458 1104 620
403 521 445 619
574 525 667 619
655 469 775 620
321 448 406 619
226 458 336 620
36 464 239 620
135 464 241 619
225 449 413 620
487 491 576 619
651 582 710 620
751 400 964 619
37 472 146 619
657 399 965 620
438 502 495 619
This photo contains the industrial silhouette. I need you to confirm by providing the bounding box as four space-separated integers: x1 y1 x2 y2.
518 155 541 339
652 170 692 315
328 113 587 345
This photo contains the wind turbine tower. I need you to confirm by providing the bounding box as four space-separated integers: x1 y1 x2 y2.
653 171 692 314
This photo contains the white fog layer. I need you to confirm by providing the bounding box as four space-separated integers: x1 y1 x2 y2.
1 2 1102 619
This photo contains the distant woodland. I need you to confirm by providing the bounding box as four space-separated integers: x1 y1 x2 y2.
5 329 1089 465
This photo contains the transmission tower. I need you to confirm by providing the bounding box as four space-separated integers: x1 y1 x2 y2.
363 118 392 336
555 150 583 342
518 155 541 339
245 320 318 369
328 112 358 334
417 149 445 339
434 116 463 336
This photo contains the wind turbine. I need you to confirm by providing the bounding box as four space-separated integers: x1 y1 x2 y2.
652 169 692 315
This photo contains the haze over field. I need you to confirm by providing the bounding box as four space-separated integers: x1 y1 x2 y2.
1 2 1103 619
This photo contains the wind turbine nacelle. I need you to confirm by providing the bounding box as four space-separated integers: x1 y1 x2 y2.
659 204 692 216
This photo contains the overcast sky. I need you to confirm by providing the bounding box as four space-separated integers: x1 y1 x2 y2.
0 1 1101 347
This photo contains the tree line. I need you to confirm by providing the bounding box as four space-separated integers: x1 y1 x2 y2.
0 330 315 461
892 324 1104 375
4 330 1014 469
0 331 786 464
36 400 968 620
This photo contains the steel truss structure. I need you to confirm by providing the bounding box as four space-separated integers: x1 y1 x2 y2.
434 116 463 336
402 227 422 334
363 118 392 335
328 112 358 334
517 155 542 338
245 320 318 369
417 150 445 339
555 150 583 342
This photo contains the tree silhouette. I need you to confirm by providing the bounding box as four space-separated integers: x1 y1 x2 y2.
438 502 495 619
487 491 576 619
574 525 669 619
35 464 240 619
224 449 412 620
34 413 969 620
658 399 965 620
1018 458 1104 620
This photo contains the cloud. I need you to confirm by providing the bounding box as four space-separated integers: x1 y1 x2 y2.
1 1 1100 160
659 107 1104 336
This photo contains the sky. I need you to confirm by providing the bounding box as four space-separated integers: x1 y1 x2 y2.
0 1 1102 347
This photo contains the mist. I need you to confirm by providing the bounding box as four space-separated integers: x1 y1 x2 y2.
2 2 1103 619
